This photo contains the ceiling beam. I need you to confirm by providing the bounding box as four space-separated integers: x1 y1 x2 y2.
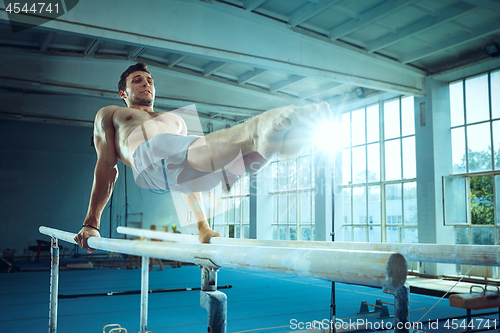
84 39 102 54
288 0 342 27
400 21 500 64
237 68 267 85
328 0 417 41
243 0 268 12
299 81 344 100
366 2 476 53
203 61 229 76
0 48 301 117
39 31 55 52
167 53 188 67
462 0 500 14
128 46 146 58
269 75 306 92
0 0 426 96
411 3 438 16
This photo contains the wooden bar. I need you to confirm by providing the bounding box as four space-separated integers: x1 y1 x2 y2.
40 226 407 289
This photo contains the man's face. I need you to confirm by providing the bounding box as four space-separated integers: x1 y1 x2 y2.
120 71 156 107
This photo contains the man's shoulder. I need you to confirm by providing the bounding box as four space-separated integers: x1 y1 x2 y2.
97 105 122 117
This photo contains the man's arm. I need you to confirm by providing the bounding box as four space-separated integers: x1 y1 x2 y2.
182 192 221 243
74 106 119 253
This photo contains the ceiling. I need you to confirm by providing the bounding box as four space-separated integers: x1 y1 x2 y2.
0 0 499 132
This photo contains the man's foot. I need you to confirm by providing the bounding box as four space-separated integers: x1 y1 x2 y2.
198 226 221 243
253 102 331 160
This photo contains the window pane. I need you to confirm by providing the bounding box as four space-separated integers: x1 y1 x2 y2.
403 228 418 243
472 228 494 245
300 191 311 224
353 226 367 242
401 96 415 136
496 175 500 225
243 197 249 223
452 127 466 174
277 162 287 191
272 195 277 224
455 227 469 244
450 80 464 127
443 177 468 224
340 112 351 148
289 160 297 190
279 194 287 224
367 143 380 182
352 108 366 146
227 198 235 224
352 146 366 184
386 226 399 243
343 188 352 224
289 226 297 241
243 225 249 239
343 226 352 241
234 198 241 224
289 193 297 224
384 99 400 139
386 183 402 225
272 162 277 192
368 185 381 225
494 120 500 170
353 187 366 224
465 74 489 124
368 226 381 242
299 156 312 189
235 225 241 238
403 182 417 225
470 175 494 225
467 122 492 172
366 104 379 143
279 226 287 240
300 226 312 241
402 137 416 179
385 139 402 180
492 70 500 119
342 148 351 184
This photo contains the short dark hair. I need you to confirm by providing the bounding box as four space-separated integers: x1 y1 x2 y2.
118 62 151 94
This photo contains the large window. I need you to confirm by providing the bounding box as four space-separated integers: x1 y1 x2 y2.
270 147 315 240
215 175 250 238
447 70 500 245
340 97 417 243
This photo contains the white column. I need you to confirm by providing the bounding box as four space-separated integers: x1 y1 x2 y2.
414 76 455 276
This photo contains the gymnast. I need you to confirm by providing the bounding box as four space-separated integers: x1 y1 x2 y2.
74 62 331 253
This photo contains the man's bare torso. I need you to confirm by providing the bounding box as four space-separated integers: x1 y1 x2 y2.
101 105 186 168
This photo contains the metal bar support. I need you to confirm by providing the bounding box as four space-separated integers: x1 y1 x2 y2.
49 237 59 333
196 258 227 333
140 256 151 333
385 283 410 333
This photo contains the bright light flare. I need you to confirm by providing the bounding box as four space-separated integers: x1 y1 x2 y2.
314 121 339 153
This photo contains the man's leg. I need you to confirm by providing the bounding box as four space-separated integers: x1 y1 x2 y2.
186 102 330 175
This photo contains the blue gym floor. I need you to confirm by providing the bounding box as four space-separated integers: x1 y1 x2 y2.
1 263 499 333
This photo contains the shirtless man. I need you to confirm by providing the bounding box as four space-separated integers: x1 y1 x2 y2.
74 63 331 253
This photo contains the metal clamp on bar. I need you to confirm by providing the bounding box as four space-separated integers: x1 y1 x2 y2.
195 258 227 333
194 258 220 291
